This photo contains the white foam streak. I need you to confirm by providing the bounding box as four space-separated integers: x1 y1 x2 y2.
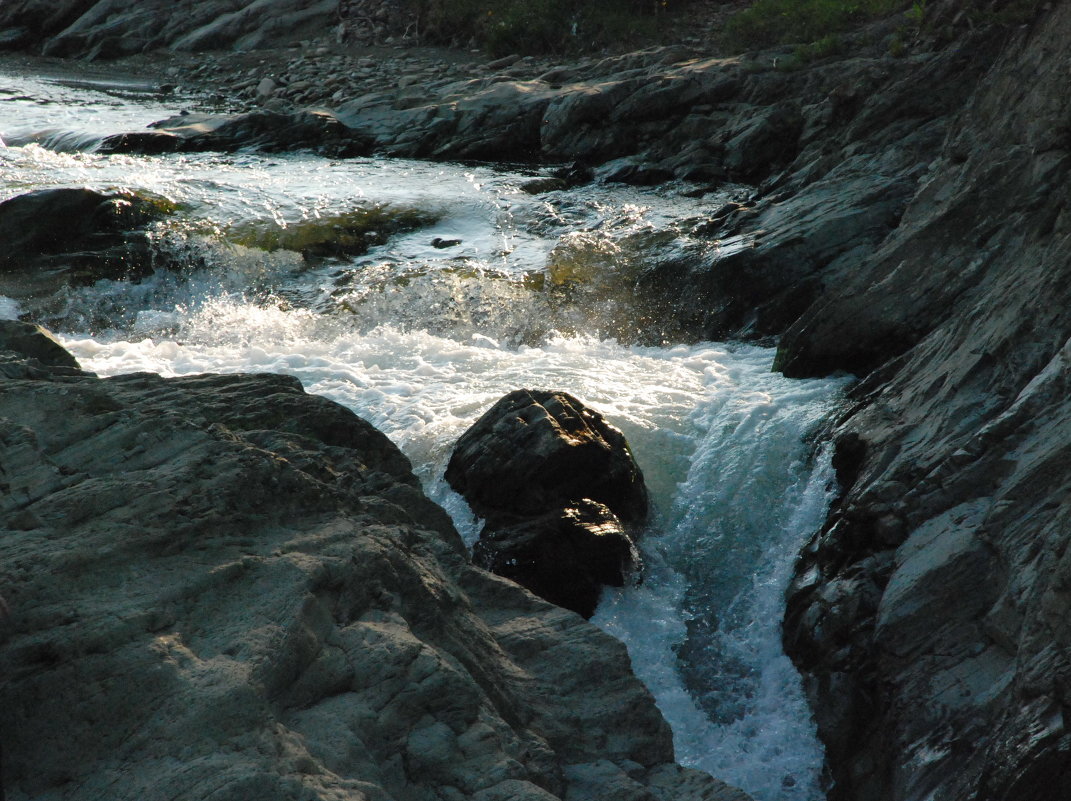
0 296 22 320
595 378 847 801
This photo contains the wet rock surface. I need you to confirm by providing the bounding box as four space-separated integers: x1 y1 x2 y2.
0 187 171 285
101 108 373 157
471 501 638 621
447 390 647 618
446 389 648 527
0 321 748 801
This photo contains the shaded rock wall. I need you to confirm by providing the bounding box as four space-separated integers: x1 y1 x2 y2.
0 321 747 801
775 5 1071 801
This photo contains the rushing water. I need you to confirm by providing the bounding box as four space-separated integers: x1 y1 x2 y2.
1 68 852 800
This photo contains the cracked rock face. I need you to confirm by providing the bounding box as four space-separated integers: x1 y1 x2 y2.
0 322 747 801
778 5 1071 800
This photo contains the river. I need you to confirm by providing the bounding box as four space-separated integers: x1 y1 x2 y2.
0 67 851 801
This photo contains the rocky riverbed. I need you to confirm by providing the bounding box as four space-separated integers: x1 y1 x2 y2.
3 0 1071 800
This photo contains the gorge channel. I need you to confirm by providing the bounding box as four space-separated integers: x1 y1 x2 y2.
0 68 851 801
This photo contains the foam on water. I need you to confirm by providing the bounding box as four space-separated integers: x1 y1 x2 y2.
0 75 186 143
63 296 850 801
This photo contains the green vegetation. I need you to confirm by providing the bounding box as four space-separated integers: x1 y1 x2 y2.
903 0 927 27
724 0 908 49
408 0 675 56
791 32 845 62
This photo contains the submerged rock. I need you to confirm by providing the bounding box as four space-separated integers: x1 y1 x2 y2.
0 322 748 801
447 389 647 618
0 187 174 311
225 203 438 260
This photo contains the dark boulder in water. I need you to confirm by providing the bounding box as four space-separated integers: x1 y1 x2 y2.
96 130 183 155
0 186 172 286
447 389 648 617
141 109 373 157
446 389 648 528
472 499 640 620
0 187 169 269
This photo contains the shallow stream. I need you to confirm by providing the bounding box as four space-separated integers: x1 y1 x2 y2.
0 70 851 801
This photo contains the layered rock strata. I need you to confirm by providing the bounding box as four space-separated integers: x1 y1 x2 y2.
0 321 746 801
775 5 1071 801
0 0 339 58
446 389 647 619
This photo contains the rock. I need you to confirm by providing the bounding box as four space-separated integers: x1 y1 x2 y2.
0 329 748 801
446 389 648 528
447 390 647 618
487 54 521 70
143 109 372 157
635 152 920 343
721 103 803 183
777 7 1071 801
4 2 1067 796
539 79 641 162
97 130 183 154
339 78 555 161
0 320 81 370
5 0 328 57
472 500 639 619
0 187 167 269
601 160 675 187
521 177 569 194
0 188 173 298
255 75 276 101
521 162 594 195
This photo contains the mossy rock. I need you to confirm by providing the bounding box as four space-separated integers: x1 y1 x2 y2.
226 204 439 260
